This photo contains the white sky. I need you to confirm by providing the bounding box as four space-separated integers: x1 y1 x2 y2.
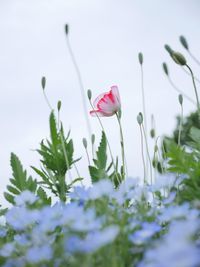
0 0 200 206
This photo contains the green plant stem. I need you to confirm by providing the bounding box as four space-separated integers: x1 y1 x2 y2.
140 65 149 179
178 104 183 147
66 35 92 139
181 66 200 85
188 50 200 66
139 124 146 184
142 124 153 185
60 130 72 183
84 147 91 165
116 112 127 180
42 90 53 111
186 64 200 111
168 77 195 105
89 100 121 184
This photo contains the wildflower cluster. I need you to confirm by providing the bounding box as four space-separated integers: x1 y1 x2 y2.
1 34 200 266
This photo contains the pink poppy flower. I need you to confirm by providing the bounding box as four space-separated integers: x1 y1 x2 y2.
90 86 121 117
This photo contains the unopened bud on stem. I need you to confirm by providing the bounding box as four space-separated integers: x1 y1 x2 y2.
65 24 69 35
87 89 92 100
172 52 187 66
178 94 183 105
164 44 174 56
162 62 169 76
91 134 95 145
138 52 143 65
57 100 62 111
82 138 87 149
179 35 189 50
41 76 46 90
137 112 143 125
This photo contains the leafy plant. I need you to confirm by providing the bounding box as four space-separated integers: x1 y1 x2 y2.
32 112 81 202
89 131 122 186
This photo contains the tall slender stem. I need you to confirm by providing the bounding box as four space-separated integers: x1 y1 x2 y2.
140 65 149 178
116 112 126 180
178 104 183 147
139 124 146 184
168 77 195 105
142 124 153 185
89 101 121 184
186 64 200 111
65 35 92 139
188 51 200 66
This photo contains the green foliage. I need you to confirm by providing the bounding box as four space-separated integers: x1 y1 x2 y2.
166 110 200 146
4 153 37 204
89 131 122 186
89 131 108 182
166 129 200 202
32 112 80 201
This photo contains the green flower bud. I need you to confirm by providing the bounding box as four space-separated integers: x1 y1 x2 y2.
65 24 69 35
82 138 87 149
41 76 46 90
172 52 187 66
91 134 95 145
154 145 158 152
162 62 169 76
178 94 183 105
179 35 189 50
57 100 62 111
150 129 155 138
137 112 143 125
87 89 92 100
138 52 143 65
164 44 173 56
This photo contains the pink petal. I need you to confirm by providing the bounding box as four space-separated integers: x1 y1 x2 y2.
90 110 114 117
93 92 107 109
110 85 121 106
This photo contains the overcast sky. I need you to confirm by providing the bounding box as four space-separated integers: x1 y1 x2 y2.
0 0 200 206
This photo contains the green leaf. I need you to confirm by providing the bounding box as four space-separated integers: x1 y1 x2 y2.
37 187 51 205
4 192 15 205
10 153 26 191
189 127 200 143
6 185 20 195
50 112 59 149
96 131 107 169
89 166 107 183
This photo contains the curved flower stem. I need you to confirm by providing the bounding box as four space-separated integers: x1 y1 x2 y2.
140 65 149 178
65 35 92 139
139 124 146 184
89 101 121 185
116 112 127 180
168 77 195 105
181 66 200 85
188 50 200 66
142 124 153 185
186 64 200 111
178 104 183 147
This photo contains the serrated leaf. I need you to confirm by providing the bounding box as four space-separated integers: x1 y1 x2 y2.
4 192 15 204
95 131 107 169
6 185 20 195
10 153 26 191
89 166 106 183
189 127 200 143
37 187 51 205
50 112 59 149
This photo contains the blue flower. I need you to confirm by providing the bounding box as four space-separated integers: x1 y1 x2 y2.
15 190 38 206
6 207 39 231
89 179 114 199
129 222 161 245
25 245 52 263
65 225 119 254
